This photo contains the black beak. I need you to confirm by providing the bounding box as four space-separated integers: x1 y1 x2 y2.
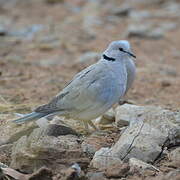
127 51 136 58
119 48 136 58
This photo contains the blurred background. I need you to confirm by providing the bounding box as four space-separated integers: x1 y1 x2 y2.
0 0 180 114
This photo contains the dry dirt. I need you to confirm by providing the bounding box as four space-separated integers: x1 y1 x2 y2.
0 0 180 179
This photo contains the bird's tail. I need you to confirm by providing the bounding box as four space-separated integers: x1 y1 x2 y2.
12 112 48 124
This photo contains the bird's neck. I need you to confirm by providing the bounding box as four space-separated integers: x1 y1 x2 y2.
100 53 126 64
102 54 116 62
99 55 126 75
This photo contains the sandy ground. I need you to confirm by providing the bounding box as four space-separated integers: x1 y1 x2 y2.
0 0 180 179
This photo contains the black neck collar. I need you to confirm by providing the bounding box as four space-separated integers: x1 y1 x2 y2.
103 54 116 62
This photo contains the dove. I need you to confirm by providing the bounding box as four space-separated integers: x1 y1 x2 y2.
12 40 136 131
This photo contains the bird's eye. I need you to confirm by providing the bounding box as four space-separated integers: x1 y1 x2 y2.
119 48 124 51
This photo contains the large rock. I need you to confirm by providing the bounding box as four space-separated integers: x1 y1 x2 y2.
10 127 87 173
91 105 180 167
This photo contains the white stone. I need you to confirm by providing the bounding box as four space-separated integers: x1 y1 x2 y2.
129 158 159 171
90 147 123 169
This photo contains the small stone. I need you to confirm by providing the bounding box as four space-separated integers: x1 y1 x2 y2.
71 163 81 176
98 108 115 125
104 163 130 178
55 163 85 180
0 25 7 36
115 105 131 127
115 105 130 127
0 162 8 168
86 172 107 180
129 158 159 171
57 167 79 180
112 6 132 17
90 147 123 169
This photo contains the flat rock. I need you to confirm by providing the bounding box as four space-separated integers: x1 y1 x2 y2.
10 127 85 173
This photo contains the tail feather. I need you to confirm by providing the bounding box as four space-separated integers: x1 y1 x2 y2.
12 112 48 124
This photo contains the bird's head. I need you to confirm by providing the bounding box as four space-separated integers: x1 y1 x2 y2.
103 40 136 61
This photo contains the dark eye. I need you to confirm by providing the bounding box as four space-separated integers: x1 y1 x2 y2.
119 48 124 51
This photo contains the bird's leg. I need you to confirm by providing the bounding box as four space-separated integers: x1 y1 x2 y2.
118 99 126 105
45 114 55 121
83 121 90 132
87 120 98 130
119 98 134 105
